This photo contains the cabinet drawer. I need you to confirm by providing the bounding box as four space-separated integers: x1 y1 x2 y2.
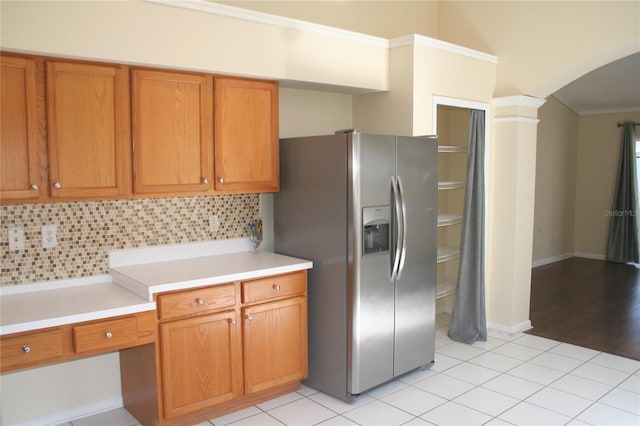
74 317 138 354
1 330 64 370
242 271 306 304
158 284 236 321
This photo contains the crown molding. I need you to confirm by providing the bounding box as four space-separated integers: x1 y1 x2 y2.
144 0 388 47
494 117 540 124
390 34 497 64
144 0 497 64
493 95 546 109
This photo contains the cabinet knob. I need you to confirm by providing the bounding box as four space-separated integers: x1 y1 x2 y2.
31 184 39 190
53 182 61 189
203 178 209 184
229 319 237 325
197 298 205 305
218 177 224 184
22 345 31 353
246 315 253 321
273 284 281 291
105 332 113 339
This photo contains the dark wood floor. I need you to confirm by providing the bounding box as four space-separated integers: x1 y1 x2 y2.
526 257 640 361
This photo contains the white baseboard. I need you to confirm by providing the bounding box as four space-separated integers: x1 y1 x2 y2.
13 396 123 426
531 253 573 268
532 251 606 268
488 320 532 335
573 252 606 261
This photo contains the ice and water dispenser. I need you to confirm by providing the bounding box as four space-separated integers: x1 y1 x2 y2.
362 206 391 255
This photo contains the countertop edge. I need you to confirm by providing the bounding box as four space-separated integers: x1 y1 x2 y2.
0 301 156 336
111 258 314 301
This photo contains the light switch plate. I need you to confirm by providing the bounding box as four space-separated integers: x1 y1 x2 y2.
209 215 220 233
42 225 58 248
8 228 25 251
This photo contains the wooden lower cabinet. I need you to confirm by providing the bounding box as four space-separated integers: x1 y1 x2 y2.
160 310 243 419
122 271 308 425
243 297 308 394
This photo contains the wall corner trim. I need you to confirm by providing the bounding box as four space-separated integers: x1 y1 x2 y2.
487 320 532 335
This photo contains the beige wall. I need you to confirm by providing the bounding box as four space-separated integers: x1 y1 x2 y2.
218 0 440 39
0 0 389 92
533 105 640 262
533 97 578 263
438 1 640 98
574 111 640 257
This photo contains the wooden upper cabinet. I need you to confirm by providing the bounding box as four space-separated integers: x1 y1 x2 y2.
214 77 279 192
46 61 131 199
132 69 213 195
0 55 43 202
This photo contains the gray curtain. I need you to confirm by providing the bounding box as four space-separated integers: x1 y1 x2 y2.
606 122 639 264
448 110 487 344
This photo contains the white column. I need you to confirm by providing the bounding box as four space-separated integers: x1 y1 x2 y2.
487 95 546 333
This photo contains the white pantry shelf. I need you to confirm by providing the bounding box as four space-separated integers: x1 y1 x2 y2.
438 145 467 153
437 246 460 263
438 181 465 191
436 275 457 299
437 213 463 227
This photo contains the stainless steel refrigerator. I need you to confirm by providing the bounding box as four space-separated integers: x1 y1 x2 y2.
274 130 437 401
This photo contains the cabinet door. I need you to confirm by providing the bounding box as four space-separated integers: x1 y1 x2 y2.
160 310 242 419
132 69 212 195
46 61 131 199
1 55 42 201
243 296 307 394
214 78 278 192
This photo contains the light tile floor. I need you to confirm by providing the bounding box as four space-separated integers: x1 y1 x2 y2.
66 314 640 426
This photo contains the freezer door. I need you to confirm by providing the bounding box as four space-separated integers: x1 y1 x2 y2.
393 136 437 376
348 133 397 395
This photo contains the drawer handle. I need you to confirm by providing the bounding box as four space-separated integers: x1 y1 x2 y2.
105 332 113 339
22 345 31 353
229 319 237 325
246 315 253 321
197 298 205 305
273 284 281 291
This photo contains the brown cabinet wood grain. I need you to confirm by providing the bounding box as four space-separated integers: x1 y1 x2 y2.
242 270 306 304
214 77 279 192
0 329 64 371
73 317 138 354
0 55 43 201
46 60 131 199
159 310 243 419
243 296 308 394
157 284 236 321
132 69 213 195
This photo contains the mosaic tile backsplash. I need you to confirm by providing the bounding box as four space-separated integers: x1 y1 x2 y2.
1 194 259 285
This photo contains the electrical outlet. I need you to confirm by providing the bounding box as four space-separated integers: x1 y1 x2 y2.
8 228 25 251
42 225 58 248
209 215 220 233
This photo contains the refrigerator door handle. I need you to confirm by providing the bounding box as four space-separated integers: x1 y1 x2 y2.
396 176 408 279
390 176 402 281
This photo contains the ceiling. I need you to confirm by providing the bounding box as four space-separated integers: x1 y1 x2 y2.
552 52 640 115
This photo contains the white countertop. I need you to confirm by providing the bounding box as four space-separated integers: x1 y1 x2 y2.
1 240 312 335
0 278 156 335
111 250 313 301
